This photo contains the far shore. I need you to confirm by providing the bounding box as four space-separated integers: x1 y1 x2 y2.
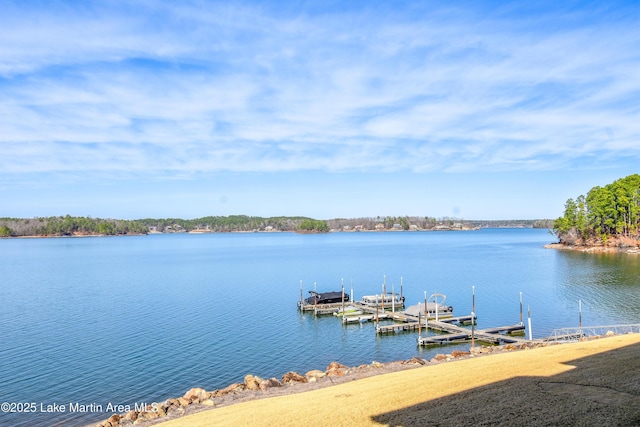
3 226 521 240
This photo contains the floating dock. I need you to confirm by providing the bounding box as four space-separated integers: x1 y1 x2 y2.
299 300 526 345
376 315 477 334
342 313 391 323
298 284 532 346
418 320 527 346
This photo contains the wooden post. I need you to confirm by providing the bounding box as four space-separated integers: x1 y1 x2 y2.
527 305 532 340
313 281 317 316
400 277 403 303
418 311 422 342
435 291 439 322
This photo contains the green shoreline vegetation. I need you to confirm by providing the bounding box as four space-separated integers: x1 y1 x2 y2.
553 174 640 247
0 215 552 238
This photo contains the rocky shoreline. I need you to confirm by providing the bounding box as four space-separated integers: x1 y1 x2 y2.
88 339 595 427
544 242 640 254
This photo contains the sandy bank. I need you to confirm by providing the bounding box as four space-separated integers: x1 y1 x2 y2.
150 334 639 427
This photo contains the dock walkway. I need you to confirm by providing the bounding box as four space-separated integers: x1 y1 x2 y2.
376 315 477 334
418 320 527 346
299 299 529 346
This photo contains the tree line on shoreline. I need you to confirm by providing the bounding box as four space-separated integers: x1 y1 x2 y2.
0 215 552 238
553 174 640 246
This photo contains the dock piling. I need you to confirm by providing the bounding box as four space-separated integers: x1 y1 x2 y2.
299 280 303 310
579 299 582 330
313 281 317 315
392 284 395 313
519 292 523 324
471 286 475 348
341 279 345 318
350 279 354 303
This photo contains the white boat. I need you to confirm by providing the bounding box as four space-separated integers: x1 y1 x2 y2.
360 293 405 309
404 293 454 319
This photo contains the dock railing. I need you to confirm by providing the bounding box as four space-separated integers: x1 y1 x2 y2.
545 324 640 343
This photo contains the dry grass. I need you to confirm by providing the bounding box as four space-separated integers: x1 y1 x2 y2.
156 334 640 427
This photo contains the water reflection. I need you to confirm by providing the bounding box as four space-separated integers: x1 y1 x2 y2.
553 251 640 325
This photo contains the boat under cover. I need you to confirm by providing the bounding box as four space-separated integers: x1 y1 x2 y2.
304 291 349 305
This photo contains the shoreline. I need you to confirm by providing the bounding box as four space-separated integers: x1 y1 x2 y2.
545 242 640 254
3 227 523 240
89 334 640 427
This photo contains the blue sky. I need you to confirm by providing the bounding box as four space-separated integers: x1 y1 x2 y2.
1 1 639 220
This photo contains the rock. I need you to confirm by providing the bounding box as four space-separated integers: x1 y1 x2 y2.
469 346 484 355
605 330 615 337
183 387 211 402
123 410 138 422
163 398 179 409
326 361 348 371
326 361 349 377
451 350 470 358
166 405 185 416
177 397 191 407
370 361 385 368
433 353 447 361
282 371 308 384
305 369 326 380
140 410 159 420
202 399 215 406
155 405 167 418
244 374 263 391
402 357 428 365
259 377 283 391
160 398 181 415
213 382 245 397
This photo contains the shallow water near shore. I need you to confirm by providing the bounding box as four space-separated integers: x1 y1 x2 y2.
1 228 639 426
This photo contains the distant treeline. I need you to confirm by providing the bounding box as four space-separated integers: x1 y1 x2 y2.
0 215 553 238
553 174 640 245
0 216 149 237
328 217 551 230
0 215 313 237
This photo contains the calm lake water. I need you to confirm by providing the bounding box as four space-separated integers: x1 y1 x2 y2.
1 228 639 426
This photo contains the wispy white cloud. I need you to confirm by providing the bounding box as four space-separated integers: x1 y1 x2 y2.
1 0 639 182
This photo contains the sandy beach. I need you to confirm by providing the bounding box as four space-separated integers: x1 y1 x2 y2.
147 334 640 427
